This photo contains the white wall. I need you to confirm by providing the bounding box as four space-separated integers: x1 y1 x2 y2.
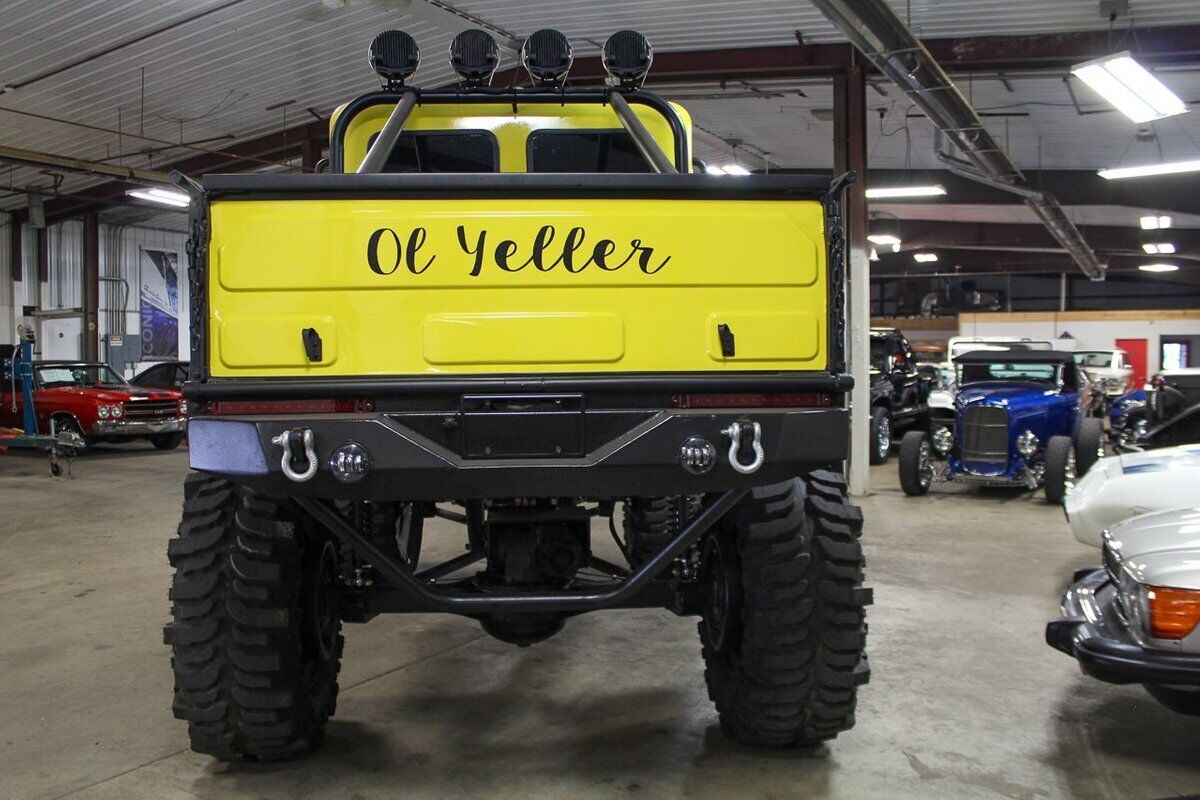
959 312 1200 376
2 219 188 374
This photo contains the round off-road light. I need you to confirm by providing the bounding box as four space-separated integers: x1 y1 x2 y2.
330 442 371 483
603 30 653 88
679 436 717 475
450 29 500 86
521 28 572 86
368 30 420 88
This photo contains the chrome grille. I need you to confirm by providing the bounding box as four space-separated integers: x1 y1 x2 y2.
124 399 180 421
962 406 1008 464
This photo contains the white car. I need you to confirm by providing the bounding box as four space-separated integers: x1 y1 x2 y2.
947 335 1055 361
1048 506 1200 715
1064 444 1200 547
1074 349 1134 397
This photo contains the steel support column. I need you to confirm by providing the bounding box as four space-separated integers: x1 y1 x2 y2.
833 65 871 496
8 209 23 282
82 212 100 361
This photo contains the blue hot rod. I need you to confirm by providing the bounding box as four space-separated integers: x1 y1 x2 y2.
898 350 1104 504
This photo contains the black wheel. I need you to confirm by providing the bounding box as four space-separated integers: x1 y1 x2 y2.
1044 435 1075 505
868 407 891 465
898 430 933 496
52 415 90 454
700 471 871 746
623 495 701 567
1073 417 1104 477
152 432 186 450
1145 685 1200 715
165 473 343 761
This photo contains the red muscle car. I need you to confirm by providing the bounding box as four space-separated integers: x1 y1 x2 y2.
0 361 187 451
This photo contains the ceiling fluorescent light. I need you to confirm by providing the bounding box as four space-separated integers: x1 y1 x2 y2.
704 164 725 176
867 234 902 246
1099 160 1200 180
1139 263 1180 273
913 252 938 263
1140 215 1172 230
1142 243 1177 255
866 185 947 199
721 164 751 175
126 187 190 208
1072 52 1188 124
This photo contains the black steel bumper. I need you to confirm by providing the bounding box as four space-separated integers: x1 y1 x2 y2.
1046 568 1200 686
188 407 847 500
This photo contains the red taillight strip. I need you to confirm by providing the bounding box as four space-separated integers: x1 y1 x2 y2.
206 398 375 415
670 393 834 409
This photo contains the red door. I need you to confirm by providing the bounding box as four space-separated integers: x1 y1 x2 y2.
1116 338 1148 389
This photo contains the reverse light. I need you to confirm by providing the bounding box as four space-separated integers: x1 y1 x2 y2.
1072 52 1188 124
1148 585 1200 639
671 393 834 409
206 398 375 415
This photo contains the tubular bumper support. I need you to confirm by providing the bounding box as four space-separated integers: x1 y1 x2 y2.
296 489 746 614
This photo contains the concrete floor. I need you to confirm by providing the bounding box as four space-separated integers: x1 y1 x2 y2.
3 443 1200 800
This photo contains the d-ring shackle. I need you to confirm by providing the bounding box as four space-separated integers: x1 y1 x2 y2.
271 428 318 482
720 420 764 474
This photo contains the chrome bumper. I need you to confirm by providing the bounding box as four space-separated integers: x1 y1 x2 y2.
93 418 187 436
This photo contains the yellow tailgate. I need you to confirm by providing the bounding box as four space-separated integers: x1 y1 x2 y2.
208 198 827 377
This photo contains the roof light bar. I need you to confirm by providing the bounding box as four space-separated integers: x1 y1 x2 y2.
126 187 190 208
866 185 947 199
1099 159 1200 181
1072 52 1189 124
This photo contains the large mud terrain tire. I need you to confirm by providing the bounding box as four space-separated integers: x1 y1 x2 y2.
165 473 343 761
700 470 871 746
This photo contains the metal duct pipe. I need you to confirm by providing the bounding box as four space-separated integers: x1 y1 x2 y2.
809 0 1106 280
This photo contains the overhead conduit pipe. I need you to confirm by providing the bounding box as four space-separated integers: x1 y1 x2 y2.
809 0 1106 280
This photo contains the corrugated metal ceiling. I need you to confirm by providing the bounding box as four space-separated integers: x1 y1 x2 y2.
2 0 1200 213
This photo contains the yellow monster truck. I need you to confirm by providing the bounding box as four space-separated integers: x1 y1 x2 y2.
165 27 870 761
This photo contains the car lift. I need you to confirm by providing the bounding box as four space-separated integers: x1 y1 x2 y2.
1 326 82 477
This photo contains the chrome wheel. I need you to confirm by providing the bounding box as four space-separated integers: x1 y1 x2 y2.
1064 448 1077 491
876 415 891 460
917 438 933 489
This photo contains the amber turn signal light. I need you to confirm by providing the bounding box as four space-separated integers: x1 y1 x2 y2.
1148 586 1200 640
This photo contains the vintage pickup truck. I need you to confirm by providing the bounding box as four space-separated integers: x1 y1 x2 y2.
164 28 870 761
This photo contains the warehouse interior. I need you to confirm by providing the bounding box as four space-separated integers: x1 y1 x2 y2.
3 2 1200 798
